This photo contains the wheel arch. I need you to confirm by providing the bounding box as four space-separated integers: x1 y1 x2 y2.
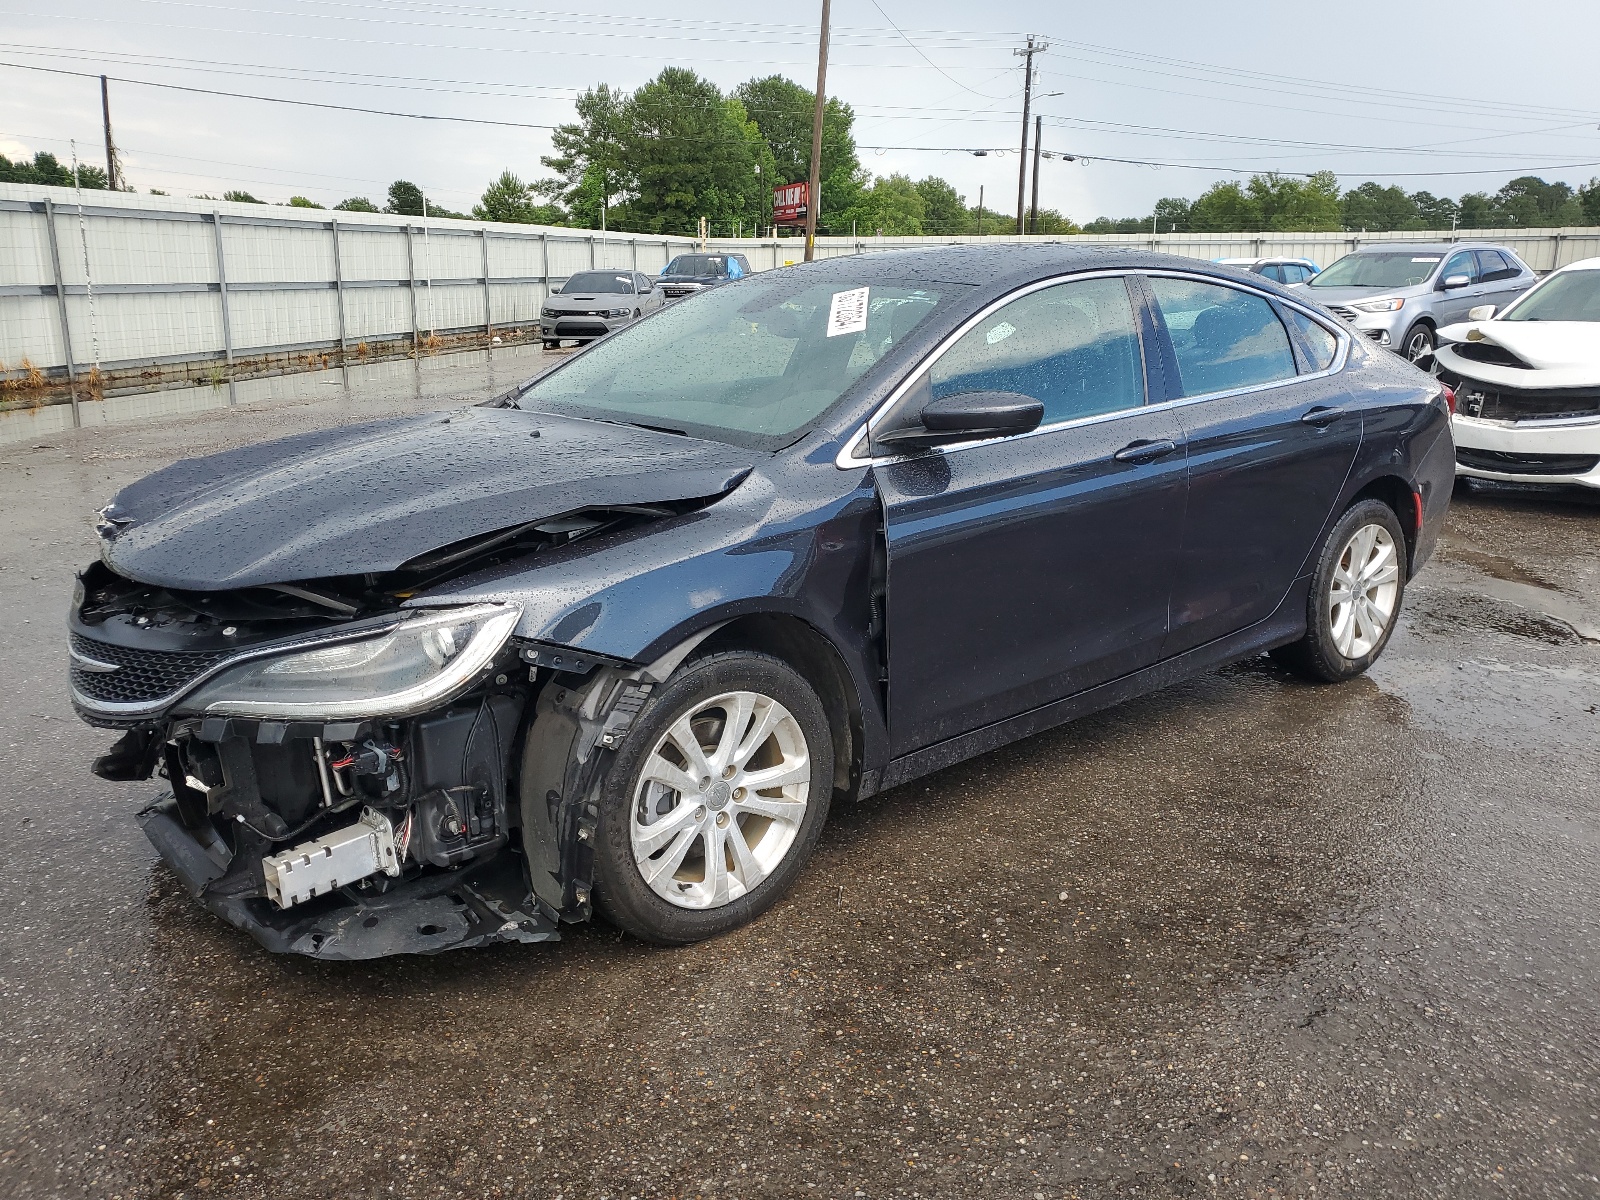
693 613 865 804
1347 474 1419 573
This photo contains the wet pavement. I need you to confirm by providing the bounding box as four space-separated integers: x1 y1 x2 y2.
2 355 1598 1199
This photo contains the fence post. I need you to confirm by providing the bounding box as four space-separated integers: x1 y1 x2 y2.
331 216 347 360
481 228 494 346
541 231 550 310
405 225 419 355
589 235 596 270
211 210 236 406
42 198 81 428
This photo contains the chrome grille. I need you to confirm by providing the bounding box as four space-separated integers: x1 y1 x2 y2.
69 632 231 705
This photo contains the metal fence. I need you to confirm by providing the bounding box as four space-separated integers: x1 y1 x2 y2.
713 227 1600 274
0 183 701 403
5 179 1600 424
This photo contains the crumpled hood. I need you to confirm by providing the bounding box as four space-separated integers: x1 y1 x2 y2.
1436 320 1600 388
99 406 753 591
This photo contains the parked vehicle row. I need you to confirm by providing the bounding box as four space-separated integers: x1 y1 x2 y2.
73 246 1454 958
540 254 754 347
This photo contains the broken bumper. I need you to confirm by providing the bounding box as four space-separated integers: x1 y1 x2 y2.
139 798 560 960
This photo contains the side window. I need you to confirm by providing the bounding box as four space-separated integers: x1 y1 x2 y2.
635 272 652 292
1476 250 1518 283
929 277 1145 425
1284 265 1309 284
1148 277 1298 396
1283 309 1338 372
1259 264 1285 283
1441 251 1477 284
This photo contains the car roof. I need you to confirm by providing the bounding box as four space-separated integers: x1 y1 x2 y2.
769 243 1309 295
1550 256 1600 274
1346 242 1514 255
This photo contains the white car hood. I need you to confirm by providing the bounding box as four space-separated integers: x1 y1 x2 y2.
1436 320 1600 388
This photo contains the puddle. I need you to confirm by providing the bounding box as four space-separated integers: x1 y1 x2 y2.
1426 553 1600 644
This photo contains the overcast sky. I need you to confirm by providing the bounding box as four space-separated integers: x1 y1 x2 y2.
3 0 1599 222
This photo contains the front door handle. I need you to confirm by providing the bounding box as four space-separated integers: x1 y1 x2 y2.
1113 438 1179 464
1300 406 1348 427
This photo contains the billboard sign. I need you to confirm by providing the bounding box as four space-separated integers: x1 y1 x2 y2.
773 181 809 225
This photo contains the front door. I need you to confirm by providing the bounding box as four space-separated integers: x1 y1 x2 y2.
1435 248 1486 325
1142 275 1364 655
876 275 1188 755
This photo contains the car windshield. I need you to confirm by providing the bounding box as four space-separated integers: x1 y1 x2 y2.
1310 252 1441 289
1503 270 1600 322
515 275 945 449
664 255 727 277
561 272 633 294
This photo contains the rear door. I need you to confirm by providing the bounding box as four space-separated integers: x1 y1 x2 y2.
877 274 1188 754
1142 274 1363 655
1474 250 1525 314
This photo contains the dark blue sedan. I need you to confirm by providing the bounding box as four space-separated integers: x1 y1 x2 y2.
72 246 1454 956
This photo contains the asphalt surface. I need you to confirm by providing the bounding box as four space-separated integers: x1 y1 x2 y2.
2 354 1598 1200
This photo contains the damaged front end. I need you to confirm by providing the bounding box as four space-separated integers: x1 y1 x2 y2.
71 513 672 959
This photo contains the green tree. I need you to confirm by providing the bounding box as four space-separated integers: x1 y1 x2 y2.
733 75 865 229
968 201 1014 235
1189 180 1262 232
474 171 537 222
841 173 925 236
914 176 970 235
1029 209 1080 235
537 84 631 226
1580 178 1600 226
1458 192 1498 228
1248 171 1341 231
333 196 380 212
1410 191 1459 229
1152 197 1193 233
1341 182 1419 231
223 190 263 204
0 152 107 189
1494 176 1581 227
287 196 324 209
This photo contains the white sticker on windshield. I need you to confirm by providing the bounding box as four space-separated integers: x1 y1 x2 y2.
827 286 869 337
1411 257 1441 263
986 320 1017 345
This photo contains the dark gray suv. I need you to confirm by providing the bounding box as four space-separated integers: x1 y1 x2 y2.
1296 242 1536 363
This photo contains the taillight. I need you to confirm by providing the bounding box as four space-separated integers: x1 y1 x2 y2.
1440 385 1457 414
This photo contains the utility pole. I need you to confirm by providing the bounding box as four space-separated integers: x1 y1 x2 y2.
1014 36 1045 234
978 184 984 236
1029 115 1042 234
100 75 121 191
804 0 831 262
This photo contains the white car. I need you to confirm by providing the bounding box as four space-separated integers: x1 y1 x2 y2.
1435 257 1600 490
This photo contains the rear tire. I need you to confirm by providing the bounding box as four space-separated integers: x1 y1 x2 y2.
592 651 833 945
1272 499 1408 683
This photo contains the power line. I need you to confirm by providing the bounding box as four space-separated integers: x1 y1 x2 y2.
866 0 1010 100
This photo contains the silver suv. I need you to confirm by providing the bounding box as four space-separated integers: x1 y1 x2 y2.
1295 242 1536 363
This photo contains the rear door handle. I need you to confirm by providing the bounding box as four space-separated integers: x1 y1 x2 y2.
1113 438 1179 464
1300 406 1348 427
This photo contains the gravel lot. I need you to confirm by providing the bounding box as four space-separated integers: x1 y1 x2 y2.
2 354 1597 1199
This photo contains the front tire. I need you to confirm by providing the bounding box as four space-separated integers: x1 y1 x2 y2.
1401 321 1434 364
1273 499 1407 683
592 651 833 945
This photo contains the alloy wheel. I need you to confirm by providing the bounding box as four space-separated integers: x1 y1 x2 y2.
1328 523 1401 658
630 690 810 910
1405 327 1433 363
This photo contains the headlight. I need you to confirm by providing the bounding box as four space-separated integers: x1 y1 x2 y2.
177 604 520 719
1351 297 1405 313
605 307 632 319
541 307 558 318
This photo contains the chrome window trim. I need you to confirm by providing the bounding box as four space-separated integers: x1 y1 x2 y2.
834 267 1351 470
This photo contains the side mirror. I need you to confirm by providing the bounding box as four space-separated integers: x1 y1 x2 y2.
875 390 1044 452
1441 274 1471 290
1467 304 1496 321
